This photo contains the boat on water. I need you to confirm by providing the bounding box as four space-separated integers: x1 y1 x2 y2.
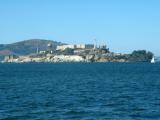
151 57 155 63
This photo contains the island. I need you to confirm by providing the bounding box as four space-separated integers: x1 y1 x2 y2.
0 39 154 63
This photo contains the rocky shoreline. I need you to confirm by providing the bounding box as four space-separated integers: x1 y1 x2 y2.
2 52 131 63
1 44 154 63
2 52 152 63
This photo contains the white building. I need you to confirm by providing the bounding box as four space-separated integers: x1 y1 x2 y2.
76 44 94 49
56 45 76 50
56 44 94 50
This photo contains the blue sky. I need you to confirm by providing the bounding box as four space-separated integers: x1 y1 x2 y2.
0 0 160 55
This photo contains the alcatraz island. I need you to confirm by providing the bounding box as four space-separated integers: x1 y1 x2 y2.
0 39 154 63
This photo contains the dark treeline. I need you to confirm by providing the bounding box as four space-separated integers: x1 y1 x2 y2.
129 50 153 62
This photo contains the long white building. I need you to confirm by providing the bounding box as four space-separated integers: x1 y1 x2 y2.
56 44 95 50
56 45 76 50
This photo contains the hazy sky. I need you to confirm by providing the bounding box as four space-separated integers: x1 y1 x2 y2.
0 0 160 55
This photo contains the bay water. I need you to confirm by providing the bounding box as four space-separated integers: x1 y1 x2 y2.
0 63 160 120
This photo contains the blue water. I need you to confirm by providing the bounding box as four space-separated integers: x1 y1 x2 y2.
0 63 160 120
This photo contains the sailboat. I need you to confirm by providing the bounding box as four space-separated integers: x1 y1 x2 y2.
151 57 155 63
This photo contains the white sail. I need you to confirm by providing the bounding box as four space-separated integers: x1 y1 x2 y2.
151 57 155 63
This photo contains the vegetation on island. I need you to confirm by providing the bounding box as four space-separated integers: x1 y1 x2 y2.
62 48 74 55
129 50 154 62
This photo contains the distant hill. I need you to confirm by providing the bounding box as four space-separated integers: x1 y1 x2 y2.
0 39 65 55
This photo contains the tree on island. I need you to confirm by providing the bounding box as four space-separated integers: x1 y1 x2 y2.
62 48 74 55
129 50 154 62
